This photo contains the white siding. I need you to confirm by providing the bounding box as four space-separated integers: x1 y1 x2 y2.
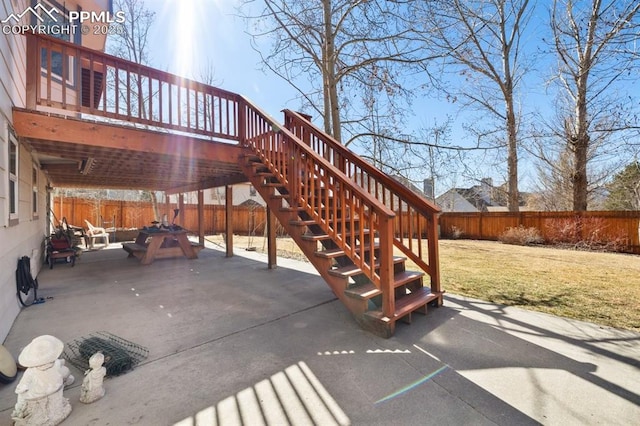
0 0 48 342
0 127 49 343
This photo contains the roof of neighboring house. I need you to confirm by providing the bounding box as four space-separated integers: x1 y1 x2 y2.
238 199 264 208
436 180 530 212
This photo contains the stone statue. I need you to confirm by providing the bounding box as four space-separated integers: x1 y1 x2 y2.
79 352 106 404
11 335 72 426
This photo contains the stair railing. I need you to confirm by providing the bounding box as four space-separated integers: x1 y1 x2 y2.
240 98 398 317
283 110 441 292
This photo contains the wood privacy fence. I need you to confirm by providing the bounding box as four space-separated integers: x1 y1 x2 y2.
53 197 640 253
52 197 269 236
439 211 640 253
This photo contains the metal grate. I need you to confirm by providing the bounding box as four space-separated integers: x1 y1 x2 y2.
63 331 148 377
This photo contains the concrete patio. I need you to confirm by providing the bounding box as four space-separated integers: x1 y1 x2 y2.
1 241 639 425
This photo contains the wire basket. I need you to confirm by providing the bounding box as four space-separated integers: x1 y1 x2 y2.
63 331 148 377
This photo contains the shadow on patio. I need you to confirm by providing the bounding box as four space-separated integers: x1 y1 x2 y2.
1 243 639 425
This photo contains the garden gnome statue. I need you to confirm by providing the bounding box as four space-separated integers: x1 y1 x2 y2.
11 335 73 426
80 352 106 403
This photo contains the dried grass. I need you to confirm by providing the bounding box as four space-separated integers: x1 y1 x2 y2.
221 235 640 332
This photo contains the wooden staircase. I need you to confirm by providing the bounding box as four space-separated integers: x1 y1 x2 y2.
238 107 444 337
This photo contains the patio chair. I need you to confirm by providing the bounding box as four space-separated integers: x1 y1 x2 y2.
85 220 110 249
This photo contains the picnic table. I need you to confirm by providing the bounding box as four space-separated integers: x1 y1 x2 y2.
122 229 203 265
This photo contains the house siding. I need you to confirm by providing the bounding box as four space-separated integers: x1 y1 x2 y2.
0 0 45 342
1 0 111 342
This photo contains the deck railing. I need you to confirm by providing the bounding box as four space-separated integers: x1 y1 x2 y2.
25 33 240 141
283 110 441 290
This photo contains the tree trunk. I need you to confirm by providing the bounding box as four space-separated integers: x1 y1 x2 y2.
572 63 590 212
322 0 333 137
321 0 342 143
572 139 589 211
505 99 519 212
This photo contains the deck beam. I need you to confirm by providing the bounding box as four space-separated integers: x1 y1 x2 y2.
13 108 242 163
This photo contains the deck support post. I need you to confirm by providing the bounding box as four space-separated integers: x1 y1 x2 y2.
267 206 277 269
225 185 233 257
198 190 204 246
178 194 184 226
25 34 38 110
428 214 441 292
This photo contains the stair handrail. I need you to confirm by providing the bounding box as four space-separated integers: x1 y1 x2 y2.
283 110 441 292
240 96 399 317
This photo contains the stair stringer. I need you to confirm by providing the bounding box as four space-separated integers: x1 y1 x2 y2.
239 157 373 319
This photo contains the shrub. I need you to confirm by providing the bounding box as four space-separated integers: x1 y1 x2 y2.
545 217 629 252
499 225 544 246
449 225 464 239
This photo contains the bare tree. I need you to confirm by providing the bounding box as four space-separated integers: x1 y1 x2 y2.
108 0 154 65
547 0 640 211
415 0 534 212
240 0 431 144
528 101 623 211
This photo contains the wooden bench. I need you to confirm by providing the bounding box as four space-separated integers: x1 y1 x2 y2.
122 243 148 260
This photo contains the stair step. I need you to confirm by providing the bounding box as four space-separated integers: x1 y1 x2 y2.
395 288 440 312
256 172 275 178
328 256 405 278
263 182 285 188
344 283 381 300
290 217 361 227
301 233 331 242
365 288 441 323
393 270 424 288
290 219 317 226
243 154 261 162
302 229 371 243
315 243 380 259
280 206 306 212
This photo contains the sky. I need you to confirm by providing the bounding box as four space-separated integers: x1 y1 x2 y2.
147 0 300 121
120 0 639 196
